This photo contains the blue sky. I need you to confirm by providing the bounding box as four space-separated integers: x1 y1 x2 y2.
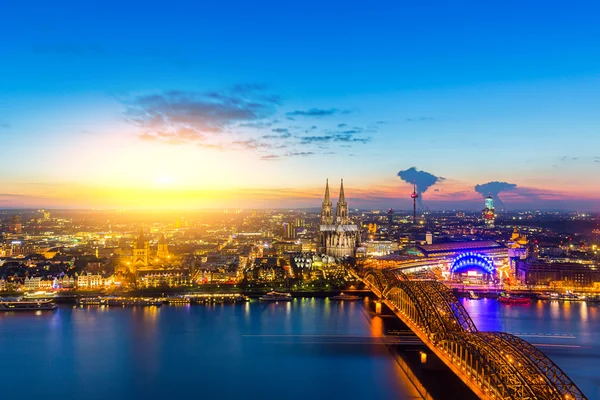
1 1 600 210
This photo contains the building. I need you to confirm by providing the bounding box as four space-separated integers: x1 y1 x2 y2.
250 257 286 281
77 274 103 289
157 234 169 259
516 259 600 287
408 240 509 282
137 269 190 288
24 277 41 291
132 229 150 270
0 279 6 291
482 195 495 228
283 222 297 240
318 179 359 257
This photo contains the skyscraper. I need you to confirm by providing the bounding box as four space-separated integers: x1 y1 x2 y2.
318 179 359 257
482 195 495 228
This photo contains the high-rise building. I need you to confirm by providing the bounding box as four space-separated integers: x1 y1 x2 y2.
283 222 297 240
318 179 359 257
482 195 495 228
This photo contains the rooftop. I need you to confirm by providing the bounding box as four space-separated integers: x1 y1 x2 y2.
415 241 505 255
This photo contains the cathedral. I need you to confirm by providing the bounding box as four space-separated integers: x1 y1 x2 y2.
318 179 360 257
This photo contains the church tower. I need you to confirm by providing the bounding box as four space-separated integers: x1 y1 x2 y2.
321 179 333 225
157 234 169 259
132 228 150 270
335 179 349 224
318 179 359 258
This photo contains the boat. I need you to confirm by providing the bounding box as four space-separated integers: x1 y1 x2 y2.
468 291 480 300
498 292 530 305
78 297 162 307
329 293 360 301
0 299 58 311
259 291 292 301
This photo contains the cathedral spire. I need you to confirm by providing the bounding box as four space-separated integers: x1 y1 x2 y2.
335 178 348 223
323 178 331 205
321 179 333 224
136 228 146 249
338 178 346 205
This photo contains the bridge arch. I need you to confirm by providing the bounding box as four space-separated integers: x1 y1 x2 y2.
360 268 587 400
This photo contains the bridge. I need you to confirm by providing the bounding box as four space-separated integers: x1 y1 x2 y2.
362 269 587 400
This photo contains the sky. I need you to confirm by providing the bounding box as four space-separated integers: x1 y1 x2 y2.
1 0 600 211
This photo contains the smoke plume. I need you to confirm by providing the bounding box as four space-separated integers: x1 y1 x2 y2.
397 167 444 209
474 181 517 212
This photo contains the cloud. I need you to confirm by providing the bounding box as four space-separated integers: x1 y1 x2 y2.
474 181 517 211
0 123 10 128
123 85 279 145
285 108 349 117
286 151 314 157
260 155 280 160
397 167 445 209
337 123 347 128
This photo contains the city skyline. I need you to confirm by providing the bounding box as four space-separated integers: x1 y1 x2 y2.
2 1 600 211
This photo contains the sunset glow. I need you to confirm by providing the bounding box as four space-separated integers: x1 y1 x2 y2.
2 1 600 211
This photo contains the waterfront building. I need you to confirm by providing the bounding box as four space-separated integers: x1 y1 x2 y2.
516 259 600 287
24 276 41 291
137 269 190 288
0 279 6 291
318 179 360 257
77 273 104 289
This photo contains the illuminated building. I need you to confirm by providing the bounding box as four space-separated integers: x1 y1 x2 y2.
157 234 169 259
24 277 42 291
318 179 360 257
482 195 495 228
132 229 150 271
77 273 104 288
283 222 297 239
408 241 509 281
516 259 600 287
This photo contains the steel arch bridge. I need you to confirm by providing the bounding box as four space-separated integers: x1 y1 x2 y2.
363 269 587 400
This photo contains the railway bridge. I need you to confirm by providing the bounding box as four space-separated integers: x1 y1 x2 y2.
362 269 587 400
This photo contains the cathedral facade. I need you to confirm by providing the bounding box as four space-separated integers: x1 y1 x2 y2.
318 179 360 258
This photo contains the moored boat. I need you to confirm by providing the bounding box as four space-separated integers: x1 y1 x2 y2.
259 291 292 301
468 291 480 300
0 299 58 311
329 293 360 301
78 297 162 307
498 292 530 305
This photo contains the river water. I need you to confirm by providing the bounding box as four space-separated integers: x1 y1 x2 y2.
0 299 597 400
0 300 420 400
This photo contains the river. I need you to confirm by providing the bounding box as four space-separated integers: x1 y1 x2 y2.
0 298 597 400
